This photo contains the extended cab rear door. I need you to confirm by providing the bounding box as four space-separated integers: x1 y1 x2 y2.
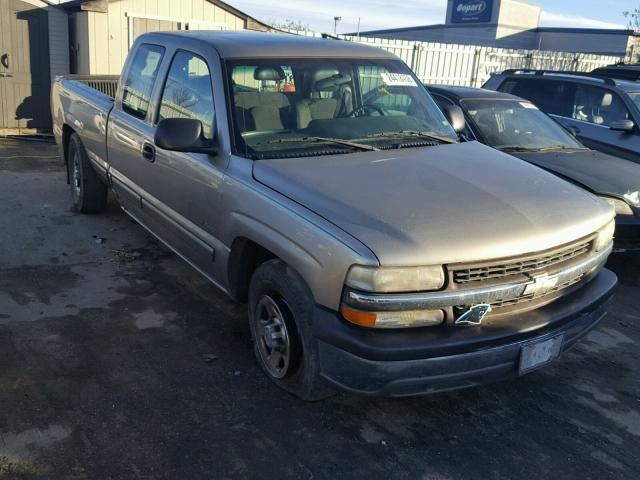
108 42 166 216
107 39 227 285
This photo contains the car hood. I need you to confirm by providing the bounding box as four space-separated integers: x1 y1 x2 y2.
253 142 614 266
511 149 640 200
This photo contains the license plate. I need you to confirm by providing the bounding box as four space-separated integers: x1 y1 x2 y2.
519 334 564 375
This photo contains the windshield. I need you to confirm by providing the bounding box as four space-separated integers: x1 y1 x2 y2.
226 58 457 159
627 92 640 110
461 99 585 151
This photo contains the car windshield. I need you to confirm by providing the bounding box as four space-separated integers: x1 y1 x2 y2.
461 99 585 152
226 58 457 159
627 92 640 110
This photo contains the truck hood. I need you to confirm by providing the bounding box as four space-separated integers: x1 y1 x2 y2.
511 149 640 201
253 142 614 265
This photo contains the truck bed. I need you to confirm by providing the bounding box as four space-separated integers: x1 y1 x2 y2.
51 75 120 175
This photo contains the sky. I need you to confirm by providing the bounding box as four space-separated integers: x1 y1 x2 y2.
229 0 636 34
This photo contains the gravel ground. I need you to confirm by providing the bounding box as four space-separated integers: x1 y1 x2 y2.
1 138 639 480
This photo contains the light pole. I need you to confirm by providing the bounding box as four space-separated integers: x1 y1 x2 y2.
334 16 342 35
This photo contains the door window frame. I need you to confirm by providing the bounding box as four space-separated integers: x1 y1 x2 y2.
152 49 216 142
116 42 166 123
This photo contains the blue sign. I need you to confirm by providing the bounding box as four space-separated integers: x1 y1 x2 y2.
451 0 493 23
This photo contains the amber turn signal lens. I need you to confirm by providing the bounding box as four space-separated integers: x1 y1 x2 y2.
341 305 377 327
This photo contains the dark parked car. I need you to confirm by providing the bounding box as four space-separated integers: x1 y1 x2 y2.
592 64 640 83
483 70 640 163
429 85 640 252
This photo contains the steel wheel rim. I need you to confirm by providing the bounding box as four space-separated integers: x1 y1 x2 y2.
71 151 81 201
254 295 291 379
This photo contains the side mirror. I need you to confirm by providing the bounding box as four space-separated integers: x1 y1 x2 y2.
609 119 635 133
154 118 216 154
442 105 466 134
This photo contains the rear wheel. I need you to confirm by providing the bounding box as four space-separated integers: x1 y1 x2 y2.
248 260 333 401
67 133 108 213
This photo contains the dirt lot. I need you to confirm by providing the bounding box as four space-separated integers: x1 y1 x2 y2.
0 138 639 480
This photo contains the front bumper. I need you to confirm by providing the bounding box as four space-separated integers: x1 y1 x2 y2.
313 268 617 397
614 214 640 252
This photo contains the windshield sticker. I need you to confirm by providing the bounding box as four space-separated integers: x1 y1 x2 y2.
520 102 538 109
380 72 417 87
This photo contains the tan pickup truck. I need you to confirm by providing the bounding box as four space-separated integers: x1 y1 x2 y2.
52 31 616 399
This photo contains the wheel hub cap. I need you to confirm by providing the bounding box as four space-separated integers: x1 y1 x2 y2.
254 295 291 379
71 152 81 200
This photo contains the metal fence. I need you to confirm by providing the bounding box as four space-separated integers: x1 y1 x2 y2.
286 30 624 87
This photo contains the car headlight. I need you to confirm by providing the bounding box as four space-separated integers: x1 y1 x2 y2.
345 265 445 293
594 219 615 252
600 196 634 216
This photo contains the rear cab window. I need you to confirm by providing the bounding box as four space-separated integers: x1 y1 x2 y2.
120 44 165 120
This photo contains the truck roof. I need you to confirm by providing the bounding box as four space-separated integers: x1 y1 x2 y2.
141 31 398 59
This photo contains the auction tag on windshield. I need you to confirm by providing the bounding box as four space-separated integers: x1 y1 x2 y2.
380 72 417 87
520 102 538 109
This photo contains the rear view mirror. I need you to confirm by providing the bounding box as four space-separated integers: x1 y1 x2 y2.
609 119 635 133
154 118 216 154
442 105 466 134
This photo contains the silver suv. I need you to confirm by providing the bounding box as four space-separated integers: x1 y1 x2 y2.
483 69 640 163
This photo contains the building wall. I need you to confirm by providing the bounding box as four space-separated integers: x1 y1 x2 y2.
74 0 247 74
48 5 70 78
496 0 540 41
537 31 631 56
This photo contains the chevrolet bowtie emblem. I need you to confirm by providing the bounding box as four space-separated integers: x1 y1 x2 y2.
523 273 559 297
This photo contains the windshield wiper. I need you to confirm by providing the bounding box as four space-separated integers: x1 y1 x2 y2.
537 145 587 152
499 145 585 153
262 136 379 151
366 130 457 144
498 146 543 152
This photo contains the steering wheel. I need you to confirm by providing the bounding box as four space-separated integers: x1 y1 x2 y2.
349 103 386 117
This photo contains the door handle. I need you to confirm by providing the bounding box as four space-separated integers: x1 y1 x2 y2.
142 142 156 162
0 73 13 78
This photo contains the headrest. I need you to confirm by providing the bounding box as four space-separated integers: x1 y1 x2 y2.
601 93 613 107
254 66 285 81
311 68 340 84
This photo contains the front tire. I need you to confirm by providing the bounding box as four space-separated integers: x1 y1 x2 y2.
67 133 108 213
248 260 333 401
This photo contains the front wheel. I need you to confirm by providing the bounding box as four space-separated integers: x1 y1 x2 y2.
67 133 108 213
248 260 333 401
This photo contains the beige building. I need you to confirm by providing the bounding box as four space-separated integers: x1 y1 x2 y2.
62 0 279 74
0 0 279 133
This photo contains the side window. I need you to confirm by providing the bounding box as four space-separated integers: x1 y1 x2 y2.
431 93 455 110
500 78 574 117
121 44 165 120
158 51 215 139
572 85 631 127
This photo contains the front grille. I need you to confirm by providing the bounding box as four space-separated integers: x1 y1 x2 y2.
452 239 592 284
453 273 586 315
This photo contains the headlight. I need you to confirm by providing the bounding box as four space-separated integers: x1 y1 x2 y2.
594 219 615 252
345 265 445 293
600 196 634 216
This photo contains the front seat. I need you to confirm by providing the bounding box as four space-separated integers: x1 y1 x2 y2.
235 66 290 131
296 68 350 129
